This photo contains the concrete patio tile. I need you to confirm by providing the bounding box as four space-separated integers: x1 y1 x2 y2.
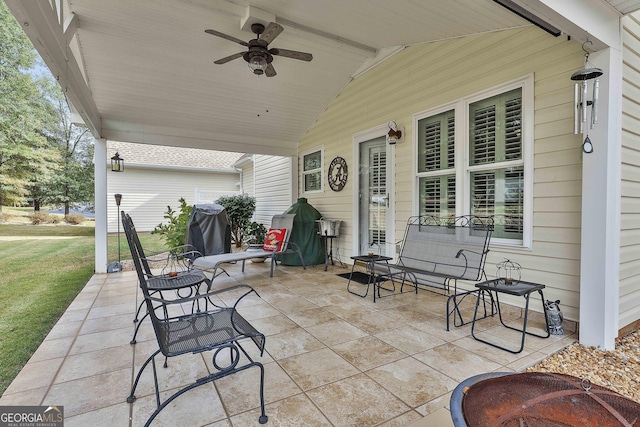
131 382 226 427
413 342 503 382
3 357 64 395
305 319 368 346
375 326 447 355
248 313 299 336
264 327 325 360
64 402 130 427
55 345 133 383
333 336 407 371
285 307 341 328
86 301 134 320
45 368 131 417
307 373 410 427
278 347 359 391
69 327 133 354
366 357 458 408
0 386 48 406
216 361 302 415
44 319 83 340
28 336 75 362
230 393 332 426
79 313 136 335
377 410 425 427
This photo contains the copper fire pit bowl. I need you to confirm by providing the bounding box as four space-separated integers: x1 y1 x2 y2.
451 372 640 427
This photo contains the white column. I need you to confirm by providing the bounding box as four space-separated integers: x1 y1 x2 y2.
94 138 108 273
579 46 622 350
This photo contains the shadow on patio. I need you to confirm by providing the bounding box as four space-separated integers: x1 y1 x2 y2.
0 261 577 426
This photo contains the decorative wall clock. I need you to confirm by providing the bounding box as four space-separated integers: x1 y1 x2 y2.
328 156 348 191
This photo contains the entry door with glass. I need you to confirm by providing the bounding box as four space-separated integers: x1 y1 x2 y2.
358 137 394 257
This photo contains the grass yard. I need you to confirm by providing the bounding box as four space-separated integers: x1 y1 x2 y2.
0 210 165 395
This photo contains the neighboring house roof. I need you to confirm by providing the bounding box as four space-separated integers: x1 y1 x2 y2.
107 141 243 170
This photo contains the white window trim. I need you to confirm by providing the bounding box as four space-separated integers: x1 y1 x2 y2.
413 74 534 249
301 145 324 194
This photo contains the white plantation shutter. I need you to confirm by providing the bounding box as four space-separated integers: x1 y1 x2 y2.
418 110 455 173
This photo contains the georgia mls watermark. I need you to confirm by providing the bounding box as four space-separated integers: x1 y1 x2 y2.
0 406 63 427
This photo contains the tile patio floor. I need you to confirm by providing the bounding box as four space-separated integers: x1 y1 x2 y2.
0 261 577 426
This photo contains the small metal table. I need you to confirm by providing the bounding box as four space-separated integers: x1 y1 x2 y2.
319 234 338 271
347 255 393 301
471 279 550 354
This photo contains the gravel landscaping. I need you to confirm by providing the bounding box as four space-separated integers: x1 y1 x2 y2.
527 329 640 403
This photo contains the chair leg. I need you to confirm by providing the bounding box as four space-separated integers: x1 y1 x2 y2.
297 250 306 270
127 349 161 403
133 300 145 323
130 312 149 344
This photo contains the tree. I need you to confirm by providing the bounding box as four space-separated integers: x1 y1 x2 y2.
39 80 94 215
216 194 256 248
0 1 58 211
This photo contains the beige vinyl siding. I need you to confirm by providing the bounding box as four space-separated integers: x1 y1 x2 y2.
620 13 640 329
253 155 293 226
107 167 239 233
298 26 585 320
241 160 255 197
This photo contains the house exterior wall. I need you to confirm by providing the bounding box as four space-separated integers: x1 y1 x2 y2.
241 160 255 197
253 155 293 225
298 26 587 321
620 13 640 330
107 166 239 233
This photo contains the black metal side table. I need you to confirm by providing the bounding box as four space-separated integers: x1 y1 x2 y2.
471 279 550 354
319 234 338 271
347 255 393 300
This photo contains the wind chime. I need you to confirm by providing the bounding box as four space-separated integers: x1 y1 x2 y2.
572 41 603 154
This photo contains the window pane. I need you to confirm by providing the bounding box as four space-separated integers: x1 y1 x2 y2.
471 167 523 239
418 110 455 172
303 151 322 172
419 174 455 217
304 171 321 192
469 88 522 166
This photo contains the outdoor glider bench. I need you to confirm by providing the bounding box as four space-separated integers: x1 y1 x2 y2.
370 215 494 330
193 213 306 278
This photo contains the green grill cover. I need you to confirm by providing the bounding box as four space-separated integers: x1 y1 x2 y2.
281 198 324 266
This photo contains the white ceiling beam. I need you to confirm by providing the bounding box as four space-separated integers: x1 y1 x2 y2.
5 0 101 137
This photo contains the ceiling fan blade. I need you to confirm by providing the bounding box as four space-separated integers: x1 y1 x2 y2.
270 48 313 62
205 29 249 47
214 52 245 64
260 22 284 44
265 63 277 77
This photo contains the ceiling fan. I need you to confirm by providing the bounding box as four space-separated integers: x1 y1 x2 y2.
205 22 313 77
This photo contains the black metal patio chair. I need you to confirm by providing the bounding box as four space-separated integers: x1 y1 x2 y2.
124 213 268 426
121 212 212 344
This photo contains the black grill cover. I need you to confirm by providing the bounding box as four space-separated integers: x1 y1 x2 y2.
186 204 231 256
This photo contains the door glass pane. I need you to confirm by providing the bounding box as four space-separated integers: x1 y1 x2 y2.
359 138 389 256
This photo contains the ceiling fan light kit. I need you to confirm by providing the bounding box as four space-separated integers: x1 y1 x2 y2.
205 21 312 78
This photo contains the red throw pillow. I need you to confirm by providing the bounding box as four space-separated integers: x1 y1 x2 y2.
263 228 287 252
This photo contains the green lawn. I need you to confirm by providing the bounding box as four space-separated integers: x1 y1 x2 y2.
0 222 165 395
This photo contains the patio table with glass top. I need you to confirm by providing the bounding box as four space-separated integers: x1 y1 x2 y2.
471 279 550 354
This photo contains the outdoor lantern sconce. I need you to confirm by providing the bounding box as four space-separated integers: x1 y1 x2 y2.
387 121 403 145
111 152 124 172
572 40 602 154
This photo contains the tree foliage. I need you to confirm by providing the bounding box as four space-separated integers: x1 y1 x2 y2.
0 1 56 209
216 194 256 247
0 2 94 213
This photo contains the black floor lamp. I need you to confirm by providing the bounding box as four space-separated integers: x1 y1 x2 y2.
107 194 123 273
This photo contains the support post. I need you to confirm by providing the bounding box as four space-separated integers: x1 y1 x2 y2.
94 138 108 273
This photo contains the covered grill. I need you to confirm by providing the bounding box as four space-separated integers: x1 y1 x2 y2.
451 372 640 427
186 204 231 256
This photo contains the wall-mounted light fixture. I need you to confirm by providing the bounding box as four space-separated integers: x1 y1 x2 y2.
387 121 404 145
111 152 124 172
572 41 602 153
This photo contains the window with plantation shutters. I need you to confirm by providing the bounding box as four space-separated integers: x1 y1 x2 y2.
414 80 530 245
